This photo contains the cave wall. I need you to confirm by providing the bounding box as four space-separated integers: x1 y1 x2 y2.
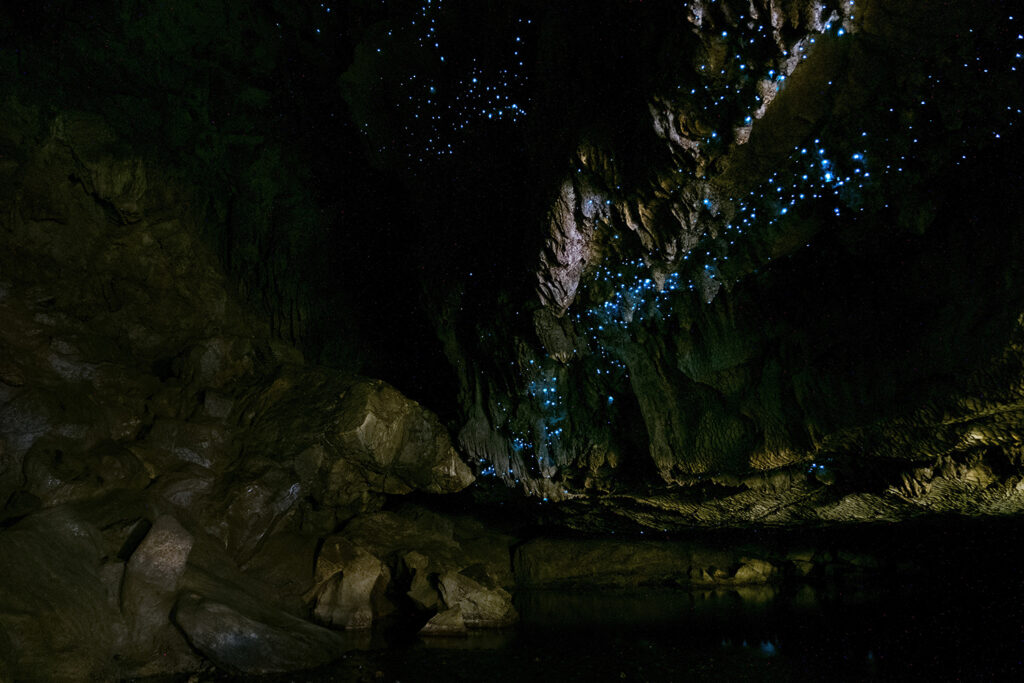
2 1 1024 675
0 100 500 678
397 0 1024 526
4 0 1024 530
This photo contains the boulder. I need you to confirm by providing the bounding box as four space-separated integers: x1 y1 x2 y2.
419 604 467 636
340 506 514 586
297 507 517 630
120 514 201 675
0 507 125 680
330 377 475 494
203 466 303 561
173 592 347 675
140 418 234 472
733 558 777 584
405 551 440 610
146 464 217 511
307 537 392 629
242 369 474 501
436 571 517 629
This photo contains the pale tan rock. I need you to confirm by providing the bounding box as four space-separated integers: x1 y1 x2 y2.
734 558 776 584
121 515 198 675
436 571 517 628
420 605 467 636
308 537 391 629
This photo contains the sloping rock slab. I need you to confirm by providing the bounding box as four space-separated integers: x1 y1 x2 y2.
173 592 347 675
419 604 467 636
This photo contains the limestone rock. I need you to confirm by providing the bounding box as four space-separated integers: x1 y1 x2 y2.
0 507 122 681
147 464 217 512
141 418 234 472
173 592 346 675
308 537 392 629
238 369 474 533
22 437 150 508
181 336 255 392
514 538 692 588
240 532 320 616
419 604 467 636
436 571 517 629
339 506 515 587
120 514 199 675
332 378 475 495
405 551 440 610
297 507 516 630
733 558 777 585
536 178 597 314
202 466 303 561
514 538 793 590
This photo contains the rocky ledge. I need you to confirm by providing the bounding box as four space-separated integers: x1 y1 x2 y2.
0 105 495 679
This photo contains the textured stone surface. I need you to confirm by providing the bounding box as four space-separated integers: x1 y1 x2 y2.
419 604 467 636
0 103 480 676
173 593 347 675
436 571 518 629
338 506 516 589
308 537 392 629
0 508 123 681
434 0 1024 532
2 0 1024 676
299 506 518 630
515 538 834 590
120 515 198 675
239 532 320 617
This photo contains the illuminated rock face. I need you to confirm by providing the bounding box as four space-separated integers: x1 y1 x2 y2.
427 0 1024 525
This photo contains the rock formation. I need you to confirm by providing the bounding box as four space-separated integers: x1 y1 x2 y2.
0 106 490 678
419 0 1024 529
1 0 1024 678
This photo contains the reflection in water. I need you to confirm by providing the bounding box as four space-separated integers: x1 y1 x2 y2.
515 585 782 627
298 564 1023 682
482 580 1019 681
419 630 516 650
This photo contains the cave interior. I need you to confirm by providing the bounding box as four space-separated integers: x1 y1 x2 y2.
2 0 1024 680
